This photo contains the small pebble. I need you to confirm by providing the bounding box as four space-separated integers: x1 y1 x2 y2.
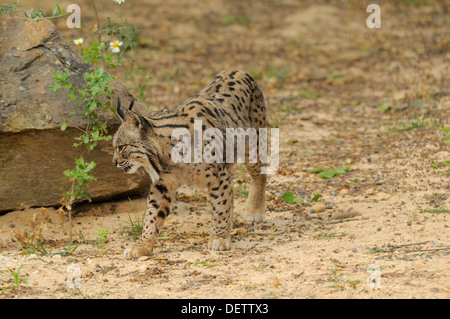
181 280 190 290
138 256 150 261
312 203 326 213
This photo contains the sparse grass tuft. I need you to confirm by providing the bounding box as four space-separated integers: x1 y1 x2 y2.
0 264 28 293
119 199 145 241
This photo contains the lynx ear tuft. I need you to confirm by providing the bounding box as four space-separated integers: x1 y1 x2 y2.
116 98 125 121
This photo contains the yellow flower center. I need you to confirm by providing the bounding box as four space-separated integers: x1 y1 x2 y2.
113 42 120 48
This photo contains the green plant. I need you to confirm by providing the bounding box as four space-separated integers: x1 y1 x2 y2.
440 125 450 146
270 270 283 287
299 92 320 99
325 265 346 289
368 241 450 261
310 194 323 202
431 125 450 168
17 235 79 256
327 72 344 79
102 13 152 101
1 264 28 292
70 287 111 299
280 191 302 204
431 160 450 168
378 101 392 113
309 165 350 179
56 238 81 256
120 199 145 241
194 259 219 267
268 104 295 127
347 279 361 289
385 116 428 134
268 67 290 80
308 166 325 174
234 180 249 198
223 14 252 25
0 0 21 15
317 231 347 240
94 229 110 248
16 234 50 256
420 208 449 214
403 0 428 6
51 1 147 212
52 47 119 209
0 0 68 21
23 4 67 22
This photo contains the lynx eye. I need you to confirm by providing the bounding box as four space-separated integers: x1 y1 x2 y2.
118 145 124 153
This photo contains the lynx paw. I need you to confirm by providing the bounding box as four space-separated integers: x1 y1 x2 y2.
123 245 153 259
245 207 265 223
207 236 231 251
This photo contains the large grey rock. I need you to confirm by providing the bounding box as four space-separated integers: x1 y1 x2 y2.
0 15 149 212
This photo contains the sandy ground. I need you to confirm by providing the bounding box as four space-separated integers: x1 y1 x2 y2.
1 0 449 299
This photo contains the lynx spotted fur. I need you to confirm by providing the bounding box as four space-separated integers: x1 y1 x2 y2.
112 70 267 258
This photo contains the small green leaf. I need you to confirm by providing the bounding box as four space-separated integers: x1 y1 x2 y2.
61 122 68 131
89 101 97 112
327 72 344 79
56 4 63 14
310 194 323 202
281 192 294 204
280 192 302 204
333 168 347 175
50 82 61 92
309 166 325 174
319 170 336 179
378 102 392 113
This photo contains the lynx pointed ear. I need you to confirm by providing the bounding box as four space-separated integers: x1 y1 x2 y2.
116 98 125 121
128 99 135 111
125 110 146 131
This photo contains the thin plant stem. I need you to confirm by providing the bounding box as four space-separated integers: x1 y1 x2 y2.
90 0 102 43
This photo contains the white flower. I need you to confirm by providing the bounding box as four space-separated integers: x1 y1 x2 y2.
113 0 125 4
73 38 83 45
109 40 123 53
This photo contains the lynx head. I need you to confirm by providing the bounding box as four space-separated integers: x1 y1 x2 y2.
112 98 161 184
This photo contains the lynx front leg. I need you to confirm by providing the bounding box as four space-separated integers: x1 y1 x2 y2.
124 181 175 259
207 169 233 251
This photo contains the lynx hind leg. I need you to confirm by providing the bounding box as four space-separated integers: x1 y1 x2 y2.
245 163 267 223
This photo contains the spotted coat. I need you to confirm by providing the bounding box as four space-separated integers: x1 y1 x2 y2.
112 70 267 258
